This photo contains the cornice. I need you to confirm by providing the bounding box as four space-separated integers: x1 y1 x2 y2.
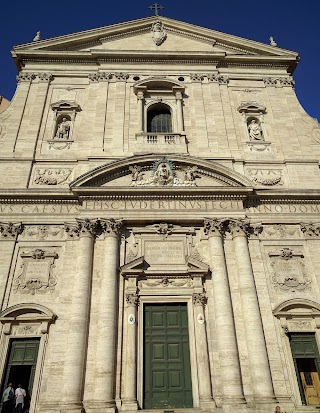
14 50 298 72
72 187 253 199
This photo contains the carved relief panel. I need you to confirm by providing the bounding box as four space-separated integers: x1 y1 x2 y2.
268 247 311 292
14 248 58 295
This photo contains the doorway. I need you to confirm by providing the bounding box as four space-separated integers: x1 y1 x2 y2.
143 303 193 409
290 333 320 405
1 339 40 411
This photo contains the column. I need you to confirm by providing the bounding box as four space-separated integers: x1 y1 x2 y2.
192 292 213 406
228 219 275 402
204 219 244 404
122 290 139 410
89 218 123 413
62 219 97 412
173 86 185 132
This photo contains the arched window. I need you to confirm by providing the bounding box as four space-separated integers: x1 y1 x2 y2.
147 104 172 133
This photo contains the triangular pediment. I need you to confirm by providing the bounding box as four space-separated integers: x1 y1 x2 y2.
13 16 298 61
70 154 253 192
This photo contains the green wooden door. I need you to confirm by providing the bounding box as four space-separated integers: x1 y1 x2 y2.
144 304 193 409
2 339 40 395
290 333 320 405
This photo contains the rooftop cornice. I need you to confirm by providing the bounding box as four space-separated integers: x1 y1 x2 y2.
12 50 298 72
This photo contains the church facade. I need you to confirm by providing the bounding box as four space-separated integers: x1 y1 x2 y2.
1 15 320 413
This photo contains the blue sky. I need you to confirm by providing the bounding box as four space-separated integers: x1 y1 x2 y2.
1 0 319 121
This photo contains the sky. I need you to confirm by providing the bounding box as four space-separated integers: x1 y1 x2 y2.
1 0 319 121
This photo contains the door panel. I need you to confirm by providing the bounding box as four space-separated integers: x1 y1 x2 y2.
290 334 320 405
144 304 193 409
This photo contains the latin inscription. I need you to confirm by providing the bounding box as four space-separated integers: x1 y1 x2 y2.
247 204 320 214
0 204 80 214
83 200 242 211
0 201 320 215
144 241 185 265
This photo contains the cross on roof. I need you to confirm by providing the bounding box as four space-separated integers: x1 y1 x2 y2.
149 3 164 16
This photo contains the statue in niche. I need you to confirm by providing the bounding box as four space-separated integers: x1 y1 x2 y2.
151 21 167 46
55 117 71 139
153 162 174 186
248 119 264 140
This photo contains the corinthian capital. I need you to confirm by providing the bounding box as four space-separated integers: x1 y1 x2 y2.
37 73 54 82
301 223 320 238
16 73 36 82
126 293 139 306
64 219 98 238
227 219 262 238
0 222 23 239
203 218 227 237
100 218 123 237
227 219 251 237
192 293 207 306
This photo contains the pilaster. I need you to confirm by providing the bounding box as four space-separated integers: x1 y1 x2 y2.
0 222 23 309
121 289 139 410
192 292 214 407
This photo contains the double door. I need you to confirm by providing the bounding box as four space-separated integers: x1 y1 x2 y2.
143 304 193 409
290 333 320 405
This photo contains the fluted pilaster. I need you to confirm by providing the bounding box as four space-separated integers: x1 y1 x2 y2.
121 292 139 410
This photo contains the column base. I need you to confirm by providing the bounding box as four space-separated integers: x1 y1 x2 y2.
121 400 138 411
220 396 246 405
38 402 84 413
199 399 216 410
83 401 116 413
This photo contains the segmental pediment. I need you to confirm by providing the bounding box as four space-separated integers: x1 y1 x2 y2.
70 154 252 189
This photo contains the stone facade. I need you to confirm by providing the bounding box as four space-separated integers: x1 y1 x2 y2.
0 15 320 413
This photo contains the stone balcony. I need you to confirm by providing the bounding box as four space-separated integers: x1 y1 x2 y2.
135 132 188 154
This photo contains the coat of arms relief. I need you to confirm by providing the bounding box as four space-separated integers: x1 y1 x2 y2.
129 158 199 187
151 21 167 46
269 247 311 292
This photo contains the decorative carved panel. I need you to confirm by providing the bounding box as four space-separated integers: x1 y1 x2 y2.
269 248 310 292
14 249 58 295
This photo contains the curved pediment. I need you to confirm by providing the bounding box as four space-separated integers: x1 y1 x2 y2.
273 299 320 315
70 154 252 189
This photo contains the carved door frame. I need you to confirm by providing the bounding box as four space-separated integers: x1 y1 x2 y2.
274 299 320 406
0 304 56 413
137 295 200 409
